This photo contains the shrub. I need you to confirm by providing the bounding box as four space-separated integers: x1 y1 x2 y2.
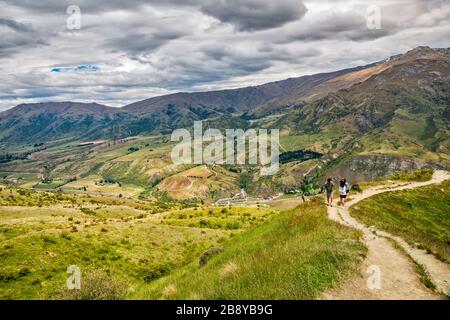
199 247 223 267
42 235 56 244
389 169 434 182
225 221 241 230
142 264 173 282
59 270 127 300
127 147 139 153
60 232 71 240
80 207 96 215
18 267 31 277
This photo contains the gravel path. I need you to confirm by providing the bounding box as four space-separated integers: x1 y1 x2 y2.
323 170 450 300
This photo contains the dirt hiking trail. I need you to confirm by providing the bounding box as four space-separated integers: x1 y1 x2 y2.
323 170 450 300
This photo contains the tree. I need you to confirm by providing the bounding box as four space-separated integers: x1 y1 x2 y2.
239 172 253 192
300 176 319 196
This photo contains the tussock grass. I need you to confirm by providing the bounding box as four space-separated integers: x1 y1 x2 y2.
1 185 367 300
141 198 366 300
57 270 127 300
0 187 274 299
389 169 434 182
0 216 227 299
160 207 275 230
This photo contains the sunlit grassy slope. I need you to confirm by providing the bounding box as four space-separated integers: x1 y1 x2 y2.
139 198 366 300
0 186 276 299
351 179 450 262
0 185 366 300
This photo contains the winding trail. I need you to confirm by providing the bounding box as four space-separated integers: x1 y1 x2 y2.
184 179 194 190
324 170 450 300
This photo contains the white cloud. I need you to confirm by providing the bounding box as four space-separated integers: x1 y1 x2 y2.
0 0 449 111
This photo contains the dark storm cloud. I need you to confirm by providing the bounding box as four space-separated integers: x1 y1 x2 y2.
105 31 186 55
201 42 320 64
279 11 398 43
0 17 33 32
143 53 274 90
0 0 449 110
149 42 321 90
0 0 204 14
2 0 308 32
0 17 48 57
200 0 307 31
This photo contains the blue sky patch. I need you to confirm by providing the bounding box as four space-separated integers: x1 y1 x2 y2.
51 65 99 73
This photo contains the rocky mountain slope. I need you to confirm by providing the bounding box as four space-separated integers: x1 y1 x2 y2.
273 47 450 157
0 58 378 145
0 47 448 169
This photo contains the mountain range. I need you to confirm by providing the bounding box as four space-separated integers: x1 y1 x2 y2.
0 63 371 144
0 46 449 170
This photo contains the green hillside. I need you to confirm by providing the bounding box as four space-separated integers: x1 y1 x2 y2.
139 198 366 299
351 180 450 262
0 185 276 299
0 185 366 299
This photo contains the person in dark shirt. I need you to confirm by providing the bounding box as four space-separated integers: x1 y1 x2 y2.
323 178 334 206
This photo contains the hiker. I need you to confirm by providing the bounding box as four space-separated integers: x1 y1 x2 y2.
338 180 347 208
323 178 334 206
344 178 350 195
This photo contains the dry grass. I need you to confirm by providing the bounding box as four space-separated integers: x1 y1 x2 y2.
161 284 177 299
219 262 239 278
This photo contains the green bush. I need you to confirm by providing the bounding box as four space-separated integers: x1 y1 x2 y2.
141 264 173 283
199 247 223 267
58 270 127 300
80 207 96 215
389 169 434 182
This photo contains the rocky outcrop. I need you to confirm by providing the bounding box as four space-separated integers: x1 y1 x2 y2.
329 155 447 182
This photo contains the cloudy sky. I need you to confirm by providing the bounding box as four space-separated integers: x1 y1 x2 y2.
0 0 449 110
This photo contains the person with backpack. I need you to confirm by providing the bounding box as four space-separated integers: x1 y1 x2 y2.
338 179 347 208
323 178 334 206
344 178 350 196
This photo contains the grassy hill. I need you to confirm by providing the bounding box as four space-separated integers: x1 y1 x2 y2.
351 179 450 263
0 185 366 299
136 198 366 299
1 169 448 300
0 185 278 299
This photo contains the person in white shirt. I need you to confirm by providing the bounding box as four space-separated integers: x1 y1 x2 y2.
338 180 347 208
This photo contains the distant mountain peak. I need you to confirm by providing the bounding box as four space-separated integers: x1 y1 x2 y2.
404 46 449 57
383 46 448 64
0 46 449 146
